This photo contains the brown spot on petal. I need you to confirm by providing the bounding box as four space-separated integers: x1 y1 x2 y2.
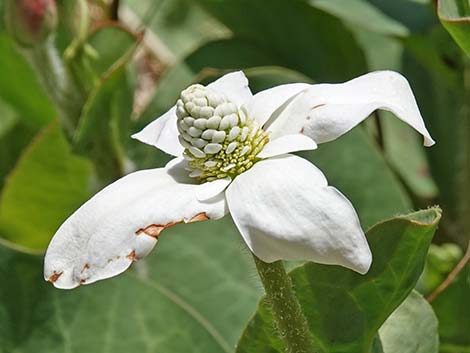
188 212 209 223
80 263 90 274
127 250 137 262
47 271 62 283
300 127 304 134
135 213 210 238
135 223 178 238
311 103 325 110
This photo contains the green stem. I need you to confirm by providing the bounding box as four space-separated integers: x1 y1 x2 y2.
24 36 84 136
253 255 316 353
462 57 470 242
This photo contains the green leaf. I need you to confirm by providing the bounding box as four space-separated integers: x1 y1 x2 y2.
300 128 412 229
438 0 470 56
194 0 367 82
382 114 438 198
378 290 439 353
86 25 139 76
0 33 56 126
363 0 437 31
124 0 228 62
0 107 36 190
0 124 91 251
236 208 441 353
310 0 409 37
0 217 261 352
74 65 134 184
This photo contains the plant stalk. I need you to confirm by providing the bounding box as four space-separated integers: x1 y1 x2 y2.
24 36 84 136
253 255 316 353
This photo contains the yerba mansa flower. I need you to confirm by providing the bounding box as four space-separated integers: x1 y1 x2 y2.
44 71 434 289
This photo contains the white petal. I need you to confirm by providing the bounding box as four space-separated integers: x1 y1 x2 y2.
131 71 253 155
131 107 183 156
196 178 232 201
257 134 317 159
245 83 310 126
266 71 435 147
44 164 227 289
208 71 253 107
226 154 372 274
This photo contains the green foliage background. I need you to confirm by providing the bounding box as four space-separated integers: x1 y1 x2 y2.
0 0 468 352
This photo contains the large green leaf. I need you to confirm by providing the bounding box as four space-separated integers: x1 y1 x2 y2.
0 217 261 353
236 208 441 353
0 99 37 189
438 0 470 56
363 0 437 31
0 117 36 191
378 290 439 353
0 33 56 126
74 66 134 184
310 0 409 37
194 0 367 82
0 124 91 251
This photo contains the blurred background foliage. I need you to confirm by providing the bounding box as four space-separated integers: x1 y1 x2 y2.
0 0 468 352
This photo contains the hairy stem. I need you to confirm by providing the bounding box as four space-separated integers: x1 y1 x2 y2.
253 256 316 353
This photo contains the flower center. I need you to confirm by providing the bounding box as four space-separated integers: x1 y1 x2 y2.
176 84 269 182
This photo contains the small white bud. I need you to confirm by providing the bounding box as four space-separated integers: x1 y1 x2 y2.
204 143 223 154
226 142 238 154
240 127 249 141
204 160 217 168
188 126 202 137
191 138 208 148
219 115 232 130
193 119 207 130
182 132 192 142
200 106 214 119
207 116 222 129
228 126 241 141
178 135 191 148
240 145 251 156
189 146 206 158
201 129 216 140
212 131 226 143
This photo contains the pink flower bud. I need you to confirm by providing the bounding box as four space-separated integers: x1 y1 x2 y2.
5 0 58 46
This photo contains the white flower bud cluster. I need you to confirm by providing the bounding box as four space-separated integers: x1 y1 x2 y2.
176 84 269 181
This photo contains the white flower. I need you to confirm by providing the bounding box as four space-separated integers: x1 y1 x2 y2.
44 71 434 289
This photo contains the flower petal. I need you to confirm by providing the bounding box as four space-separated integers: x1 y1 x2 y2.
131 71 253 155
226 154 372 274
131 107 183 156
257 134 317 159
265 71 435 147
44 163 227 289
207 71 253 106
196 178 232 201
245 83 310 126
